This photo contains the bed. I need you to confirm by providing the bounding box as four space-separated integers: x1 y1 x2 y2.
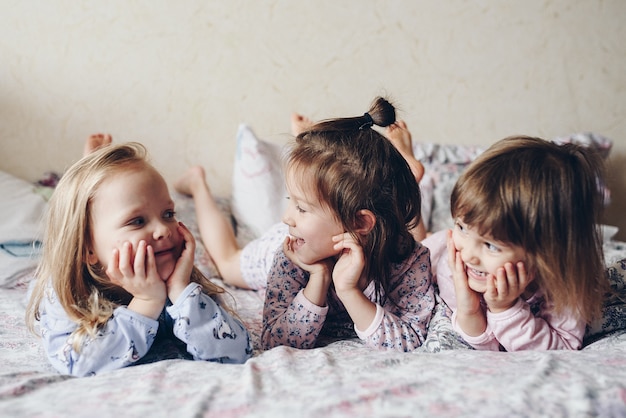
2 126 626 417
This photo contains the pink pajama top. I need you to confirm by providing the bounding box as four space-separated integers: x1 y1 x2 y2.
422 230 585 351
261 242 435 352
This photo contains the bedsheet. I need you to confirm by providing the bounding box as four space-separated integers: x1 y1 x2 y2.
2 275 626 417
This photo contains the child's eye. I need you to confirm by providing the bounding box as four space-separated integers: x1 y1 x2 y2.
164 210 176 220
295 205 306 214
485 242 500 252
454 221 466 233
128 217 145 227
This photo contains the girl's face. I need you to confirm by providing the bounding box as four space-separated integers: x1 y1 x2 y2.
451 218 527 293
282 170 344 265
88 165 183 281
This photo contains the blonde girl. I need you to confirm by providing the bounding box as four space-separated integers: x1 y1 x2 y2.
261 97 435 351
423 136 609 351
27 141 251 376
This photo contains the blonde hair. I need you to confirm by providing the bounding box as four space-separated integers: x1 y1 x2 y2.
26 143 226 348
451 136 609 323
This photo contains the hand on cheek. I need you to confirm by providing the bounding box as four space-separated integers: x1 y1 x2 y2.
484 261 529 313
331 232 365 293
106 240 166 305
446 230 481 315
282 236 331 277
166 222 194 303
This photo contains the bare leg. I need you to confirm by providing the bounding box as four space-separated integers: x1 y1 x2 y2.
84 133 112 157
291 113 314 136
174 166 250 289
386 120 427 241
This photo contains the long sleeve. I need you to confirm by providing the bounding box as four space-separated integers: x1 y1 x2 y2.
261 244 435 352
354 243 435 351
423 230 585 351
38 286 159 377
452 298 585 351
261 250 327 349
166 283 252 364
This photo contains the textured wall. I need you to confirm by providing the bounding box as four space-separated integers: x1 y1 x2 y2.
1 1 625 238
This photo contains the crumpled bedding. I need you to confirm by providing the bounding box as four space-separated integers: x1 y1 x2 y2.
2 279 626 417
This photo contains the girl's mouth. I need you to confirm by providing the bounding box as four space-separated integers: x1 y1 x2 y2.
290 235 305 251
154 248 174 258
466 266 488 280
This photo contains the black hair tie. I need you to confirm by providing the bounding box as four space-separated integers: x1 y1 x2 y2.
359 112 374 130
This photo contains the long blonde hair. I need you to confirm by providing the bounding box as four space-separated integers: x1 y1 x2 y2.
451 136 609 323
26 143 226 347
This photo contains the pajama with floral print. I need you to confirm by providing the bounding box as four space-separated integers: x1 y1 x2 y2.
261 242 435 351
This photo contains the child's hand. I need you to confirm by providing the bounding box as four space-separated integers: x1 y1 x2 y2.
166 222 195 303
331 232 366 293
106 240 166 319
283 236 333 307
483 261 530 313
446 230 486 336
282 235 332 278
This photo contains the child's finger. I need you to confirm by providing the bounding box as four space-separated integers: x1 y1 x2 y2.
503 262 520 293
516 261 531 289
486 270 501 299
178 222 196 248
106 248 122 283
118 242 134 276
493 267 509 297
134 240 147 278
283 236 293 255
446 230 457 270
145 244 160 280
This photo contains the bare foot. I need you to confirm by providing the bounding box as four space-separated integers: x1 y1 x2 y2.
291 113 314 136
84 133 112 156
386 120 414 156
174 166 210 197
386 120 425 182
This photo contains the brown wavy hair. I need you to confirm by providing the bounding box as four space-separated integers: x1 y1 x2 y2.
287 97 422 305
451 135 609 323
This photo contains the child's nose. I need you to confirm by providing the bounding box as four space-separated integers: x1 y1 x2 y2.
282 206 295 227
461 246 479 265
153 221 172 240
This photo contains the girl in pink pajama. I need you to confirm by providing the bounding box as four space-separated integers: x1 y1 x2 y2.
423 136 609 351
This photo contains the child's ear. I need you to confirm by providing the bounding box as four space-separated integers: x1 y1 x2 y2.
355 209 376 235
86 248 98 265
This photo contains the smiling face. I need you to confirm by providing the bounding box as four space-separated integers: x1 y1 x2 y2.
88 164 182 281
281 168 344 265
451 218 527 293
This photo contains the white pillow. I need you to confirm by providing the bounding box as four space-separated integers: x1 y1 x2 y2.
231 124 288 238
0 170 47 287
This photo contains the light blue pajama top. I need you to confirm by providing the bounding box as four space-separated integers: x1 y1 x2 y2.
37 282 252 376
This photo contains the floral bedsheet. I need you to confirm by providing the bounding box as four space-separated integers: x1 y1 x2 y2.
1 194 625 417
2 279 626 417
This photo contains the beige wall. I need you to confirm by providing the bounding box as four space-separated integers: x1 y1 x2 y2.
1 1 625 238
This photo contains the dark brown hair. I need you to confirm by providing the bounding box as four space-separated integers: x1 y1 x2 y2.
287 97 422 304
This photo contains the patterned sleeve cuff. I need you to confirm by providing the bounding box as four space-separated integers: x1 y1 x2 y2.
294 289 330 315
